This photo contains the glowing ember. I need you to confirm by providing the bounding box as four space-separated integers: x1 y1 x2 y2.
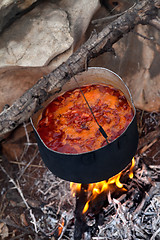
58 218 65 237
70 157 135 214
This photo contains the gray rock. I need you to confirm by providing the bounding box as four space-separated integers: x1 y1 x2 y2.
0 0 39 33
59 0 100 48
0 2 73 67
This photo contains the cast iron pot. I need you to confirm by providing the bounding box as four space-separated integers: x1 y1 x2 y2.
31 67 139 184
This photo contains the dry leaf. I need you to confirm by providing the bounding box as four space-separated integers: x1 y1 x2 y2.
20 213 28 227
0 223 9 239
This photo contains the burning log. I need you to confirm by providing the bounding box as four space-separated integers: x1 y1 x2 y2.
69 158 140 239
71 158 135 212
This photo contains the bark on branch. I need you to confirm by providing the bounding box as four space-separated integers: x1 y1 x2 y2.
0 0 159 139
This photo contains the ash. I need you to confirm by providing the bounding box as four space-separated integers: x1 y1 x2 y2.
35 169 75 237
96 168 160 240
35 158 160 240
99 194 160 240
37 170 74 211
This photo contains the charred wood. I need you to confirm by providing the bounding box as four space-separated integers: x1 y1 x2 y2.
74 184 89 240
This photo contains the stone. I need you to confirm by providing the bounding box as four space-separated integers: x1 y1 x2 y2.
89 5 160 112
0 42 72 113
1 123 33 161
0 0 100 112
0 66 49 112
59 0 100 49
119 25 160 112
0 1 73 67
0 0 39 33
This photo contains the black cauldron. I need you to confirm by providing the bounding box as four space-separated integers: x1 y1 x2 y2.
31 67 138 183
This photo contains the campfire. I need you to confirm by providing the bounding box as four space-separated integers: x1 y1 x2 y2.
69 157 138 239
70 157 135 215
51 154 158 240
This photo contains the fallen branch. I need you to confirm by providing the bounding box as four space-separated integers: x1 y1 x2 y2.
0 0 159 139
138 125 160 150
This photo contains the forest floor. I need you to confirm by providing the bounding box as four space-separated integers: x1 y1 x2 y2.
0 110 159 240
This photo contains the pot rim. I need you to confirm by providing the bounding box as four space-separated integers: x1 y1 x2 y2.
31 67 136 156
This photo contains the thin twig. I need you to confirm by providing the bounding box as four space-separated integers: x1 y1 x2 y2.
140 138 158 154
9 160 45 168
0 165 38 233
132 30 160 46
150 228 160 240
92 2 136 26
17 122 31 163
18 149 39 180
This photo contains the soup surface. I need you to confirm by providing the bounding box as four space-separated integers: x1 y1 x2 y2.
37 84 133 153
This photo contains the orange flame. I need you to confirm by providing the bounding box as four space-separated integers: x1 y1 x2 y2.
129 157 135 179
71 157 135 214
58 218 65 237
70 182 81 197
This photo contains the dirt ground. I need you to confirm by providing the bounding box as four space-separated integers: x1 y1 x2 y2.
0 109 159 239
